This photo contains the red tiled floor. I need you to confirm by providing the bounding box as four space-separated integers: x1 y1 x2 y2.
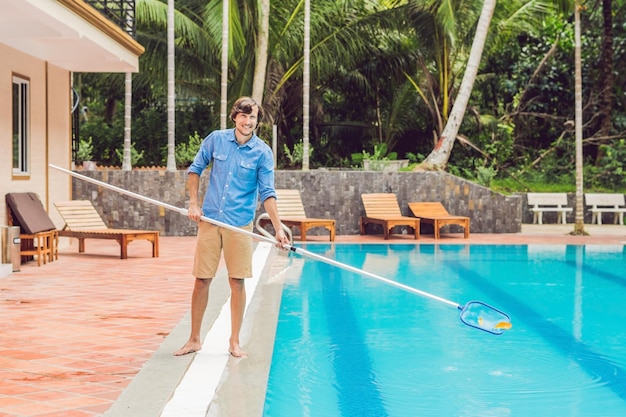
0 236 196 416
1 226 625 416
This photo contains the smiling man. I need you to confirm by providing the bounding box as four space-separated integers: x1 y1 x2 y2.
175 96 288 358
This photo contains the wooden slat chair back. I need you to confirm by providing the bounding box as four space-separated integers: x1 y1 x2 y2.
54 200 159 259
408 202 470 239
55 200 108 230
408 202 449 217
362 193 404 217
275 189 308 218
257 189 335 241
360 193 419 239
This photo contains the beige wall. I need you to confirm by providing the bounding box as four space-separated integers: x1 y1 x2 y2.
47 63 73 229
0 44 72 231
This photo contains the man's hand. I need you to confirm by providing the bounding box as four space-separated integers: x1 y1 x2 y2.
188 205 203 222
275 228 290 249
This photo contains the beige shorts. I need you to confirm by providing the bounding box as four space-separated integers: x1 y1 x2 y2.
192 221 253 279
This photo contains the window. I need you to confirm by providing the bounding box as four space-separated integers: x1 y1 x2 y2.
12 75 30 175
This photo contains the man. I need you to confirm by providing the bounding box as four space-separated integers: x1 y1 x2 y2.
175 97 288 358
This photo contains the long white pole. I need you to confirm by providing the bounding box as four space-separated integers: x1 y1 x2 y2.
49 164 460 308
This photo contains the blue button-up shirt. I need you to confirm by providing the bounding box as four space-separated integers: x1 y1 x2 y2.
187 128 277 227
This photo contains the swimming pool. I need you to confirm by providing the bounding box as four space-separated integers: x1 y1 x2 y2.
262 244 626 417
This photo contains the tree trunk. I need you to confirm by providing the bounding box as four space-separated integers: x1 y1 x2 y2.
252 0 270 104
420 0 496 171
302 0 311 171
122 72 132 171
220 0 229 129
166 0 176 171
572 0 586 235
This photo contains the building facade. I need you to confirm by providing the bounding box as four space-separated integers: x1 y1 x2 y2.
1 0 143 232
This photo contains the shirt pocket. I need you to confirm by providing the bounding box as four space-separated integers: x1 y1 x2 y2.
212 152 228 172
238 160 257 181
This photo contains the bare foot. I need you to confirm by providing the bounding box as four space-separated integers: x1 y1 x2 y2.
174 341 201 356
228 344 247 358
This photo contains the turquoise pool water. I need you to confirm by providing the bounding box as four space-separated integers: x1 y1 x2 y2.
263 244 626 417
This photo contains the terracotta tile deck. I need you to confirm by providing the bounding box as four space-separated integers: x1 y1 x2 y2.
1 225 625 416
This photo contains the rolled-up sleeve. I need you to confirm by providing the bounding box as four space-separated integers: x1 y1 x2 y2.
187 134 213 175
257 147 277 203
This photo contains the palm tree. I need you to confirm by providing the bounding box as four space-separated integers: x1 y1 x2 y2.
531 0 582 233
166 0 176 171
137 0 415 166
220 0 229 129
135 0 226 164
122 72 132 170
572 0 585 234
411 0 559 170
136 0 225 96
265 0 414 158
252 0 270 104
302 0 311 170
421 0 497 170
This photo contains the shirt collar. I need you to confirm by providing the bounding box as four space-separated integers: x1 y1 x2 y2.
229 128 259 149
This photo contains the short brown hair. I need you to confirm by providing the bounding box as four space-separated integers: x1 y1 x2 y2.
230 97 264 124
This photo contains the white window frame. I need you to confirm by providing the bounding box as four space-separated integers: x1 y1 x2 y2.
12 75 30 176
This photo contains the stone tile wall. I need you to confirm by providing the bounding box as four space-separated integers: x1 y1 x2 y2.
70 170 523 236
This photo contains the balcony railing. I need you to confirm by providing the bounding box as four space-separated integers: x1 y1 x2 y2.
85 0 136 37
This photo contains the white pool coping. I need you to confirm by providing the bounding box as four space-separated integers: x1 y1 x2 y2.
159 242 273 417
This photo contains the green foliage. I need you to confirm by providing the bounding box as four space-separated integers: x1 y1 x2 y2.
487 138 626 195
77 80 216 167
490 177 574 194
476 166 497 188
74 0 626 197
351 143 398 166
115 143 145 166
174 131 203 168
405 152 425 164
283 141 313 168
586 139 626 191
449 164 498 188
76 137 94 163
79 108 123 165
132 106 167 166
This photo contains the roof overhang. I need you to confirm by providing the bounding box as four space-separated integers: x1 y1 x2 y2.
0 0 144 73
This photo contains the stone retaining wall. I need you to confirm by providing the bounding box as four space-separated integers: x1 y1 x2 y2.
70 170 523 236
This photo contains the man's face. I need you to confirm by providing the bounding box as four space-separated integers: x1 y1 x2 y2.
234 106 259 139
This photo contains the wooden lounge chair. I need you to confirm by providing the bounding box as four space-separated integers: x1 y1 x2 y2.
54 200 159 259
6 192 58 266
360 193 419 239
258 189 336 241
408 202 470 239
